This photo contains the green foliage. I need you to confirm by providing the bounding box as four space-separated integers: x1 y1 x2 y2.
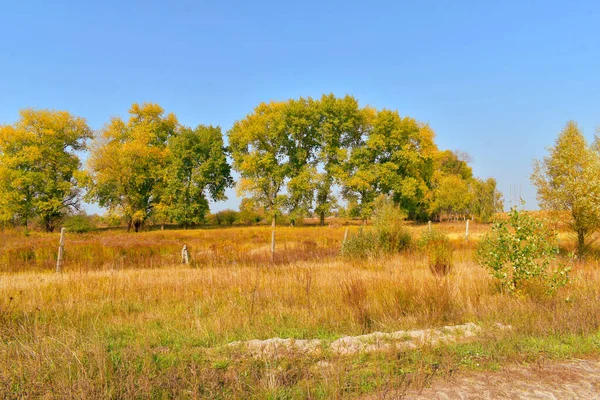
477 207 570 294
161 125 232 227
470 178 504 222
0 109 92 232
86 103 232 232
86 103 178 232
532 121 600 256
63 213 97 233
419 229 453 276
342 199 411 258
218 209 238 226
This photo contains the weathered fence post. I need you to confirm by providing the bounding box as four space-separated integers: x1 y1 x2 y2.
271 230 275 263
343 228 349 245
56 227 66 273
181 245 189 265
465 219 469 240
428 221 431 232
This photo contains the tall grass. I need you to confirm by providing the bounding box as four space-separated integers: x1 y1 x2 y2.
2 222 598 398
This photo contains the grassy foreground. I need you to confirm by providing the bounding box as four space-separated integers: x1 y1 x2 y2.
1 223 600 398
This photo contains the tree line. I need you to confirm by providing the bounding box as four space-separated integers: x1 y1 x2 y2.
0 95 503 232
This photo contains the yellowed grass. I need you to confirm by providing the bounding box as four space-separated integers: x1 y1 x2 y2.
1 223 600 398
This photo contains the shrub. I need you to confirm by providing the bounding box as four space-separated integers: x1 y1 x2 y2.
63 214 96 233
342 199 411 258
419 229 453 276
477 207 570 294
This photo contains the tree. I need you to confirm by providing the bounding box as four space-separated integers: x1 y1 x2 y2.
470 177 503 222
315 94 368 225
430 174 472 220
161 125 232 227
341 109 437 221
229 99 322 227
532 121 600 256
0 109 91 231
229 101 289 227
86 103 178 232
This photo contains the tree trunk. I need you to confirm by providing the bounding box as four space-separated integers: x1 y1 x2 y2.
319 211 325 226
577 229 586 258
271 215 276 228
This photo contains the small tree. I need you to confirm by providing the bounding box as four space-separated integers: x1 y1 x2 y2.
419 229 453 276
532 121 600 256
477 207 570 294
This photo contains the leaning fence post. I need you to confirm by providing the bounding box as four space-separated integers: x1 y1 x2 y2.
181 245 189 265
465 219 469 240
271 230 275 263
343 228 349 246
56 227 66 273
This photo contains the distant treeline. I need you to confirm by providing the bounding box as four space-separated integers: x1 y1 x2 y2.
0 95 503 232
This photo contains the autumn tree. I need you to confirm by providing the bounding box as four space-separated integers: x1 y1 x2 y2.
314 94 368 225
470 177 503 222
342 109 437 221
161 125 232 227
0 109 91 231
282 97 321 222
229 99 322 227
430 175 472 220
532 121 600 256
86 103 178 232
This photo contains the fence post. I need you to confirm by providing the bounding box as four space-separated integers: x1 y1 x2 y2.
343 228 349 245
181 245 189 265
271 230 275 263
56 227 66 273
465 219 469 240
428 221 431 232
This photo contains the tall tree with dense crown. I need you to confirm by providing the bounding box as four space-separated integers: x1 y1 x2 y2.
314 94 369 225
86 103 178 232
341 109 437 221
161 125 233 227
0 109 91 231
228 101 290 227
532 121 600 256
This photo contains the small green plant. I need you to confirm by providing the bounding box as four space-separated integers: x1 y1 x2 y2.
419 229 453 276
342 199 411 258
477 207 570 294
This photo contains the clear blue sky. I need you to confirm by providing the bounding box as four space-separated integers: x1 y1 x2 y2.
2 0 599 214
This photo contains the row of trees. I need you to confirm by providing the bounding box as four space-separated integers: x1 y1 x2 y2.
229 95 502 226
0 96 503 232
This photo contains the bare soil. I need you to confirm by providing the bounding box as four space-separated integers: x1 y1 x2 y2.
368 358 600 399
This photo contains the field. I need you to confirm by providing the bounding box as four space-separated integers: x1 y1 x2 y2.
2 222 600 398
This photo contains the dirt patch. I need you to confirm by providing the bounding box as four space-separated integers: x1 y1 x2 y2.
368 358 600 399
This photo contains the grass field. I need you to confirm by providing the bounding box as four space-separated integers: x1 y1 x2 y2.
2 221 600 398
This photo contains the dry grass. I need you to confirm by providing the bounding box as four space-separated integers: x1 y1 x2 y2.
1 222 600 398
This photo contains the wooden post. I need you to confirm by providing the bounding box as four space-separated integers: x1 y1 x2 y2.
343 228 349 245
428 221 431 232
465 219 469 240
56 227 65 273
181 245 189 265
271 230 275 263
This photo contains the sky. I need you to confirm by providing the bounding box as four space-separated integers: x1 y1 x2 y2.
1 0 599 214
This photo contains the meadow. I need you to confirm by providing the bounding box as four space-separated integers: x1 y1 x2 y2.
1 221 600 398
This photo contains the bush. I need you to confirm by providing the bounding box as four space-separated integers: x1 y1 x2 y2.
63 214 96 233
419 229 453 276
342 199 411 258
477 207 570 294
